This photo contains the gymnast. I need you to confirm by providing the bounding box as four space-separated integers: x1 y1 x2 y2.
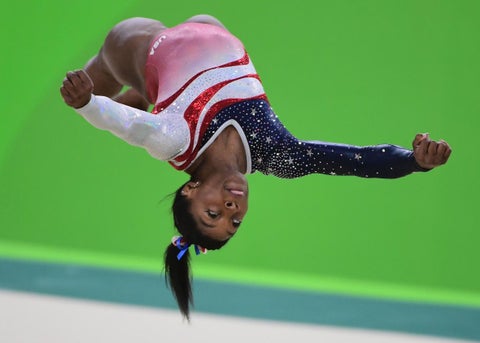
60 15 451 319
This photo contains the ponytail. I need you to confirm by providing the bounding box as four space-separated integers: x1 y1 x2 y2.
164 243 193 320
165 180 231 319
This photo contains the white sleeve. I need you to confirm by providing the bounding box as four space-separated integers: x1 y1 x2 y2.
75 95 190 161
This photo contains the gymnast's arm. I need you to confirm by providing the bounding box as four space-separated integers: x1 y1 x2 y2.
60 70 189 160
271 133 451 179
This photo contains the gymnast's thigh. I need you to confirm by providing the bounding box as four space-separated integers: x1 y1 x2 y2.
100 17 167 93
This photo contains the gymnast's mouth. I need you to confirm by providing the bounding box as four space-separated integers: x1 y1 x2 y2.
228 189 245 196
224 174 248 197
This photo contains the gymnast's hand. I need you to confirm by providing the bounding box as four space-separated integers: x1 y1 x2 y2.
60 70 94 109
412 133 452 170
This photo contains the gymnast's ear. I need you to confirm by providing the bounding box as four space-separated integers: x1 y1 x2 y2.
181 181 200 197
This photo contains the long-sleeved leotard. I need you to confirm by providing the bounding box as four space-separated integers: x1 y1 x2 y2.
74 22 425 179
76 95 424 179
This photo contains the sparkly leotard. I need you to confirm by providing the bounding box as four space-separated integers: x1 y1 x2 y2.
75 23 424 179
144 23 266 171
201 99 423 178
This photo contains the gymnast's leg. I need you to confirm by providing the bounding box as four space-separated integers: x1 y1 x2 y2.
84 52 149 110
83 53 123 99
83 18 166 109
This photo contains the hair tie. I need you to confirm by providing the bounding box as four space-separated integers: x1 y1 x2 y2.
171 236 207 260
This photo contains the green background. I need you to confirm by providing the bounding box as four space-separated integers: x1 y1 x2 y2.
1 0 479 308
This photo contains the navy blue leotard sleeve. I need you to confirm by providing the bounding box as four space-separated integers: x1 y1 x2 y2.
266 135 425 179
202 99 427 179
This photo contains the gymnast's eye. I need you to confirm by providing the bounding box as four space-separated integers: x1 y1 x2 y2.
232 219 242 228
207 210 219 219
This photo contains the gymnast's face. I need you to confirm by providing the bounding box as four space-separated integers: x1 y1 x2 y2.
182 174 248 241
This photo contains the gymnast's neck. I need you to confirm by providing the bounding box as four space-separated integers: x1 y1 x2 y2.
185 126 247 178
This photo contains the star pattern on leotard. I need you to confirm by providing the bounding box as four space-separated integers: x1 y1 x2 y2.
199 99 421 179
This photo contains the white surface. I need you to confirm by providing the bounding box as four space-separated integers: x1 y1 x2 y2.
0 289 475 343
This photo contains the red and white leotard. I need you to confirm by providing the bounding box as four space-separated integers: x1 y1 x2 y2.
145 23 266 170
76 23 265 171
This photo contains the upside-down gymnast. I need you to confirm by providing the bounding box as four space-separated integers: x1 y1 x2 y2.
60 15 452 319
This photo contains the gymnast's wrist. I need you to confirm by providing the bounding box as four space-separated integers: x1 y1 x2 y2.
412 154 432 172
76 94 96 112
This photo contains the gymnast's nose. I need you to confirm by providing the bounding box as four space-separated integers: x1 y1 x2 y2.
225 201 238 210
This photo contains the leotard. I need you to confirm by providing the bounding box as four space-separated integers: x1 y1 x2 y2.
75 23 425 179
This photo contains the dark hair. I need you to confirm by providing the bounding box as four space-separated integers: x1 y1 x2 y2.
164 181 229 320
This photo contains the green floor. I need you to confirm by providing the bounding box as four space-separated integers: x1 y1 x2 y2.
1 257 480 341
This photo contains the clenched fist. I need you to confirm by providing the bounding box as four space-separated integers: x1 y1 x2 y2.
60 70 94 109
413 133 451 170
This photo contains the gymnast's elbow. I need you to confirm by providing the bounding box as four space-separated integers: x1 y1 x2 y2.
143 132 188 161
